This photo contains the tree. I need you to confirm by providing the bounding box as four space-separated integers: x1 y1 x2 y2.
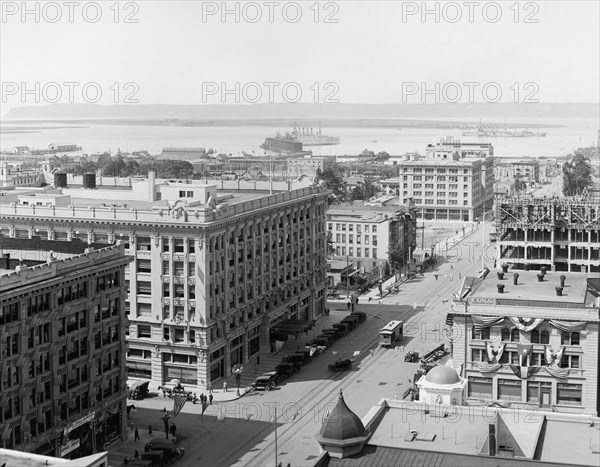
316 164 347 201
514 172 525 192
326 232 336 257
562 154 592 196
387 242 406 272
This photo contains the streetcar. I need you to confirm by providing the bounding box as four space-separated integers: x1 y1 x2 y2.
379 320 404 347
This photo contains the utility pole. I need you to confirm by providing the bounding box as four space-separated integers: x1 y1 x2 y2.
274 407 278 467
346 255 350 298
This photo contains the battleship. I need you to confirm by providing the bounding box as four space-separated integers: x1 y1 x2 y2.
291 123 340 146
462 122 547 137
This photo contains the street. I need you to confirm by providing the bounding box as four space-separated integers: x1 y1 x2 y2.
117 225 491 467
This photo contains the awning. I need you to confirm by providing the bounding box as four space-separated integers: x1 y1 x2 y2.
270 319 316 335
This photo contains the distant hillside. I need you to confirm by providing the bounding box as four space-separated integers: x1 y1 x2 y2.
4 102 599 121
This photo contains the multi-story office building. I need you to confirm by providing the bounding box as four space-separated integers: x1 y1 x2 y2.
449 270 600 416
495 196 600 273
0 238 131 457
381 151 494 222
0 174 329 391
326 204 417 271
425 138 494 158
494 157 540 183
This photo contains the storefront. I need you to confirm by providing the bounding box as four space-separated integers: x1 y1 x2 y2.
230 335 244 369
209 346 225 382
248 326 260 358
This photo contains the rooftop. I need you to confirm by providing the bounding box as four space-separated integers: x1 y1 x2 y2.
322 400 600 467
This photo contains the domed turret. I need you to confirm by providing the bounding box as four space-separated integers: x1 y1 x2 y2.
424 365 461 385
315 389 369 458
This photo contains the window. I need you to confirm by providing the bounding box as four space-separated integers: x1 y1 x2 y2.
137 303 152 317
365 225 370 233
174 262 184 276
137 259 152 273
348 248 354 256
336 223 341 231
336 234 341 242
356 248 361 257
138 325 151 339
174 239 184 253
561 332 580 346
472 327 490 340
348 224 353 232
137 281 152 295
498 379 522 402
372 236 377 246
373 249 377 259
188 239 195 253
527 381 551 403
531 330 540 344
468 376 492 398
540 330 550 344
511 328 519 342
137 236 151 251
162 238 170 252
349 234 353 244
163 261 170 275
561 354 580 368
372 225 377 233
472 349 486 362
557 383 582 405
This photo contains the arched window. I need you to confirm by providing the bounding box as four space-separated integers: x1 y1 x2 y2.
561 332 570 345
481 328 490 340
531 330 540 344
501 328 510 341
540 330 550 344
511 328 520 342
472 326 480 340
571 332 580 345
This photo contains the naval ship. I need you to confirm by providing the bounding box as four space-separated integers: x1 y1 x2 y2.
462 122 547 137
291 123 340 146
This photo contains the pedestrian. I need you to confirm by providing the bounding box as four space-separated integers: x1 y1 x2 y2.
133 450 139 461
223 381 228 392
148 424 153 435
208 382 213 394
144 443 150 452
134 428 140 441
450 265 453 270
192 393 197 405
459 272 462 280
368 297 372 302
123 457 129 465
201 393 206 405
257 354 260 365
209 393 213 404
346 301 351 310
434 274 438 281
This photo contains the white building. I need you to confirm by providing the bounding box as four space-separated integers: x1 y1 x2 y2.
0 172 330 390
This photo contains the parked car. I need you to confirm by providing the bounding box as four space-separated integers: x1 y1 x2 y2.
350 311 367 321
294 350 312 364
275 363 298 379
284 354 306 366
252 371 280 391
332 323 349 336
328 358 352 371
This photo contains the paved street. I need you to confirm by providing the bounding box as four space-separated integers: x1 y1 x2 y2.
109 224 492 467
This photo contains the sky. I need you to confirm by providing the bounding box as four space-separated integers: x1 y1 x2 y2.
1 0 599 111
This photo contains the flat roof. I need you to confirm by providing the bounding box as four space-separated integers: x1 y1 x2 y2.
470 271 589 305
380 320 403 332
363 401 599 466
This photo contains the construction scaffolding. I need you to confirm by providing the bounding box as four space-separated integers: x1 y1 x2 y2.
494 196 600 273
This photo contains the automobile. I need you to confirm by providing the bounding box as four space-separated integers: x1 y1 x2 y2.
328 358 352 371
252 371 280 391
341 318 358 330
308 337 330 348
275 363 298 378
327 290 341 299
283 354 306 366
332 323 349 336
350 311 367 322
128 381 150 400
142 445 185 465
322 329 340 341
294 350 312 364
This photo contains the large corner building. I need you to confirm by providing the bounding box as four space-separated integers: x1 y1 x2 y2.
0 173 329 391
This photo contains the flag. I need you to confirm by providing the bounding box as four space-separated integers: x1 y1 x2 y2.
172 394 187 417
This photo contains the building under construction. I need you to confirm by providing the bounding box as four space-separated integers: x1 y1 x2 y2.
495 196 600 273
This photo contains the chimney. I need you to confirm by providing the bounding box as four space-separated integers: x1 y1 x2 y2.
497 272 504 280
555 287 563 296
148 170 156 202
560 275 566 288
497 284 505 293
537 273 544 282
541 266 548 276
513 273 519 285
502 264 509 273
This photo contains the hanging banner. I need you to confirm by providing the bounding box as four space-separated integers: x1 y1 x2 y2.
471 315 505 331
549 320 586 333
172 394 187 417
509 317 544 332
